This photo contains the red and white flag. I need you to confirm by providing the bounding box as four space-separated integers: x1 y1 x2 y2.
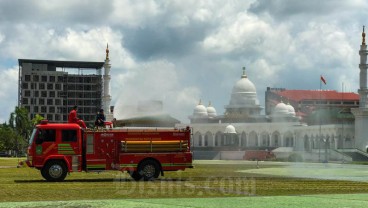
320 75 326 85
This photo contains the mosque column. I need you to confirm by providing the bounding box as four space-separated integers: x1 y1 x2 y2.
246 133 249 147
201 136 205 147
268 133 272 147
294 132 303 151
333 136 338 150
257 132 261 147
238 134 241 147
211 133 216 147
280 134 284 147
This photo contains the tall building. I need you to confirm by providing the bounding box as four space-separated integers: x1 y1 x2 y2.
18 59 105 124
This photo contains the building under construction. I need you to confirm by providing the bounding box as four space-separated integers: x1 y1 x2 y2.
18 59 105 124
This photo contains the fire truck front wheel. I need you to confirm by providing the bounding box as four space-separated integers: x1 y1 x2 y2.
41 160 68 182
138 160 160 181
129 171 142 181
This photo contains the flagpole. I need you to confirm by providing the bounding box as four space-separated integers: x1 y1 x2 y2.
319 76 321 162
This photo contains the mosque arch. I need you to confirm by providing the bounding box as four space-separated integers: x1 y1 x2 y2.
311 135 316 149
248 131 258 147
193 132 202 147
204 131 213 147
232 133 240 146
337 135 344 149
241 132 247 147
284 131 294 147
345 134 353 148
271 131 281 147
325 135 331 149
215 131 222 147
330 135 336 149
261 131 270 147
304 135 311 151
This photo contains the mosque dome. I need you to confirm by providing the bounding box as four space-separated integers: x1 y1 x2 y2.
193 100 208 118
274 101 289 116
224 124 236 134
285 103 296 117
228 67 259 107
232 75 256 94
207 102 217 118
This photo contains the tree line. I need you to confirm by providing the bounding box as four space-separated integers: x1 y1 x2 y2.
0 107 43 156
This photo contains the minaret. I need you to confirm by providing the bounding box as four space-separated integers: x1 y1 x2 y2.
352 26 368 152
103 43 113 121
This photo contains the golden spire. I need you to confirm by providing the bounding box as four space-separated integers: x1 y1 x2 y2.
241 66 247 78
106 43 109 60
363 26 366 45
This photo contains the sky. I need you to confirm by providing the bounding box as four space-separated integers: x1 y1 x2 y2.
0 0 367 123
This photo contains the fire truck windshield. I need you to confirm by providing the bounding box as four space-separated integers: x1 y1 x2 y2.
29 129 37 145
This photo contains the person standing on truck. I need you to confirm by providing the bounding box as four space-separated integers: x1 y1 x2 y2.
94 109 106 128
68 105 87 128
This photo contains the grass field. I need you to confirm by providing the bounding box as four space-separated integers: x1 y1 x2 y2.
1 158 368 207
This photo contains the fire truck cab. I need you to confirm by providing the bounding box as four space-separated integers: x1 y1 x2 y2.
26 120 193 182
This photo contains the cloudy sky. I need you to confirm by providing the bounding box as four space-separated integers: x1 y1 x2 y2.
0 0 367 123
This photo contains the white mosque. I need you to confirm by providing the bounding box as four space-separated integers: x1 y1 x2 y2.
176 29 368 162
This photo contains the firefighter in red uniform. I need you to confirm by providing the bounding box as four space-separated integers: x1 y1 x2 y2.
68 105 87 128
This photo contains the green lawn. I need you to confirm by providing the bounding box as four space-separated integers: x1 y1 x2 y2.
0 157 25 167
1 159 368 202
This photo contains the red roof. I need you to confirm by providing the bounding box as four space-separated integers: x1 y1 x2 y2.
274 90 359 102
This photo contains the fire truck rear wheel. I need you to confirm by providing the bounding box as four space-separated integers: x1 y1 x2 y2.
41 160 67 182
138 160 160 181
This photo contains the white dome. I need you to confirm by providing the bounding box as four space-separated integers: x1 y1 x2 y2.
232 76 256 94
224 124 236 134
193 100 208 118
228 68 259 107
274 102 289 115
285 103 296 116
207 103 217 118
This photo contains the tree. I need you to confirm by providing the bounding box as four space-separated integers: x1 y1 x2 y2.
8 107 32 156
0 124 23 153
32 114 45 126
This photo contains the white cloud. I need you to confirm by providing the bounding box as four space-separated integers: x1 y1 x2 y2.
0 33 4 44
111 0 161 27
113 59 200 122
0 67 18 123
0 1 366 123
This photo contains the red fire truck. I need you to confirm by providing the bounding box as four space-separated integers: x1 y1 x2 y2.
26 120 193 182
